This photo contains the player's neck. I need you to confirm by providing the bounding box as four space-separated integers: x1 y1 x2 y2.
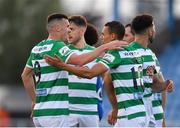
134 35 149 48
48 34 63 42
74 37 86 48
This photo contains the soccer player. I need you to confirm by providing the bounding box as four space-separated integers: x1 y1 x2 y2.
66 15 100 127
123 22 167 126
21 13 127 127
123 20 174 127
21 13 70 127
131 14 174 127
100 21 125 126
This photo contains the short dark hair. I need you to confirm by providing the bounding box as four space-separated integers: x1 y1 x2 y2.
105 21 125 40
132 14 153 34
85 23 99 46
125 23 131 28
47 13 68 23
68 15 87 27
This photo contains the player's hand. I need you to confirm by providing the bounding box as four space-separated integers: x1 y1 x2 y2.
166 80 174 92
107 108 118 125
44 54 65 68
105 40 128 50
30 101 35 118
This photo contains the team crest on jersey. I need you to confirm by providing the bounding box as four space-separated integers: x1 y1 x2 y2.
103 53 115 63
59 46 70 56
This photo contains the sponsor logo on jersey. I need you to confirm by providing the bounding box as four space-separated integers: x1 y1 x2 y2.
123 51 139 57
103 53 115 63
36 89 47 96
32 44 53 53
59 46 71 56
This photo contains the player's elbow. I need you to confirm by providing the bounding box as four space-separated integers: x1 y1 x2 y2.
21 72 26 80
21 73 28 85
21 70 31 84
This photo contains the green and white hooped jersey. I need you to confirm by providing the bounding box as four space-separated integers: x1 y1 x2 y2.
26 39 74 117
67 44 99 115
152 55 164 121
99 42 146 120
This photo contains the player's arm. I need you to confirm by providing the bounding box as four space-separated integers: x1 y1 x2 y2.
155 73 166 110
103 71 118 125
67 40 127 66
67 62 107 78
158 73 167 127
155 73 167 127
21 67 36 105
158 72 169 127
44 54 108 78
65 40 127 66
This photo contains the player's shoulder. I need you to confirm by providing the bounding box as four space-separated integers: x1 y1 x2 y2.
106 49 122 58
67 44 74 49
147 48 155 55
31 39 67 54
146 48 157 58
35 39 65 47
31 40 46 52
51 40 66 47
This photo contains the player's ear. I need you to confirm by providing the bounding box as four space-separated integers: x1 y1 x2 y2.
79 27 85 35
147 27 153 37
55 25 61 32
111 33 116 40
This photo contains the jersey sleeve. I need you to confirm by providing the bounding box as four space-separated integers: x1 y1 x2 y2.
55 42 75 63
26 53 33 69
99 50 121 69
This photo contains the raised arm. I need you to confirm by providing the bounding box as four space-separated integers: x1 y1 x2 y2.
67 40 127 66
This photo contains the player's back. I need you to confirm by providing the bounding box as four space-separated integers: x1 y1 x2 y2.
27 39 69 117
100 42 147 126
114 43 146 120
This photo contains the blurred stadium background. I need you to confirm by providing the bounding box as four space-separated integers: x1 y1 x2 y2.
0 0 179 127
